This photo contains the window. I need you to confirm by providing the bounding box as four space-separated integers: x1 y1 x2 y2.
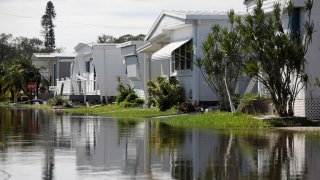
172 40 193 71
85 61 90 73
290 8 300 38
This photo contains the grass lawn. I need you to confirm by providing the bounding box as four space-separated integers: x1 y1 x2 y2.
63 104 177 118
7 103 320 128
0 99 10 105
163 111 320 129
7 103 177 118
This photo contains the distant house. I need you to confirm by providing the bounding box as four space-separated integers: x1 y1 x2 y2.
244 0 320 119
117 41 147 100
66 43 127 103
137 10 249 105
31 53 75 86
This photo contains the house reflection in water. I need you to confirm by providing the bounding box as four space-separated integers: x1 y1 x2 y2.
1 108 320 179
57 116 315 179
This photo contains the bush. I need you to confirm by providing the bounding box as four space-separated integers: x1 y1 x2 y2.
134 98 145 105
147 76 185 111
178 102 197 113
48 95 73 108
125 93 139 103
116 77 135 104
120 102 137 108
115 77 145 108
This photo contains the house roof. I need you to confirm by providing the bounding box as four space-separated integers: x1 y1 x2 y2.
116 41 146 48
32 53 75 59
74 43 92 52
145 10 241 41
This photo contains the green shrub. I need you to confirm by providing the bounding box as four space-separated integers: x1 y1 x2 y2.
120 102 137 108
125 93 139 103
241 93 269 102
146 97 155 107
134 98 145 105
178 102 197 113
116 77 135 104
147 76 185 111
48 95 72 108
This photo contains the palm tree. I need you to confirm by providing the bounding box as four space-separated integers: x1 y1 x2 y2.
18 59 42 98
2 64 25 102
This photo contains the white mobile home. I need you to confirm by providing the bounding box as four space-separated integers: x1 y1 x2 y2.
117 41 147 100
31 53 75 86
69 43 127 103
138 10 232 105
244 0 320 119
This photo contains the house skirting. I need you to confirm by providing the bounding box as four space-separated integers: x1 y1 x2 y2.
305 99 320 120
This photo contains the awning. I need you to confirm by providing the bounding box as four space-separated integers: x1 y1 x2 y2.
151 39 191 61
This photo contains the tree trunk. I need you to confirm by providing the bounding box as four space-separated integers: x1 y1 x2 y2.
224 66 235 113
288 99 294 116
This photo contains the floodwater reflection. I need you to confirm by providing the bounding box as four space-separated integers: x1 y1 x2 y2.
0 107 320 179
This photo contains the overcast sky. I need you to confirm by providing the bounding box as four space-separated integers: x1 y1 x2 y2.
0 0 246 53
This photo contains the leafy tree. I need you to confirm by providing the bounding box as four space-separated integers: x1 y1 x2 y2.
0 33 46 63
0 63 6 97
196 10 243 112
97 34 145 43
97 35 116 43
41 1 56 52
239 0 314 116
1 59 42 102
0 33 16 63
14 37 45 59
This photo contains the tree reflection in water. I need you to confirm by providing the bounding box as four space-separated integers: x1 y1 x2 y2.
0 107 320 180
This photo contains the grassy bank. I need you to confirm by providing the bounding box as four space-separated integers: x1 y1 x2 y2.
5 103 320 128
65 105 177 118
5 103 177 118
163 112 269 128
163 112 320 129
0 99 10 105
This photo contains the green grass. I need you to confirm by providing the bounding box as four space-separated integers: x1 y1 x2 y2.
17 104 52 110
0 98 10 105
164 112 270 129
163 112 320 129
11 104 177 118
64 104 177 118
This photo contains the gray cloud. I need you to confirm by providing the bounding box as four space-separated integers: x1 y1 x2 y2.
0 0 246 52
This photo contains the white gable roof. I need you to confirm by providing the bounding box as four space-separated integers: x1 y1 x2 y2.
145 10 231 41
32 53 75 59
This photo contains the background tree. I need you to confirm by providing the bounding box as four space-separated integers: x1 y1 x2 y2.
41 1 56 52
0 63 6 97
0 33 46 102
1 59 42 102
196 11 243 112
97 34 145 43
239 0 314 116
0 33 45 62
0 34 16 63
97 35 116 43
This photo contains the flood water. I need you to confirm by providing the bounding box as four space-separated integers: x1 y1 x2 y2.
1 107 320 180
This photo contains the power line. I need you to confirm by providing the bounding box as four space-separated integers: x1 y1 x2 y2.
0 11 147 30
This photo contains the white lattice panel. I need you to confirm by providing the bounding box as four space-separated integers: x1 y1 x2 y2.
306 100 320 120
